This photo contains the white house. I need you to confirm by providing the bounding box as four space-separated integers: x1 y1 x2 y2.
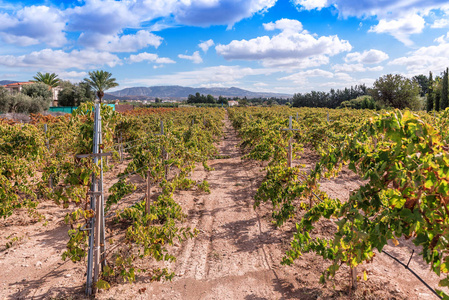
3 82 61 106
3 82 34 93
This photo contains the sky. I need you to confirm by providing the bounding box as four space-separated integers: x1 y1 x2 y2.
0 0 449 95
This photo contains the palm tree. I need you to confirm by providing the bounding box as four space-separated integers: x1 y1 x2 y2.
32 72 60 88
84 70 119 103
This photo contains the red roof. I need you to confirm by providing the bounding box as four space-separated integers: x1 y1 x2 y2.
3 82 34 87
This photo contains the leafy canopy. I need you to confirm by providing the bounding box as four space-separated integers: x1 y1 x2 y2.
32 72 60 88
84 70 119 103
369 74 421 110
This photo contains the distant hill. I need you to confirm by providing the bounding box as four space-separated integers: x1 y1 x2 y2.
105 85 291 100
0 80 18 86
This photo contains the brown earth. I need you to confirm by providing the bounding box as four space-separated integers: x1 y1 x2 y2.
0 114 446 300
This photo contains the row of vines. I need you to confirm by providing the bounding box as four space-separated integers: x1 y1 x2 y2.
0 104 225 289
228 106 449 298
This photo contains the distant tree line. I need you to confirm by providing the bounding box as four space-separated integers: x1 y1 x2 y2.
187 92 291 106
187 93 227 104
292 85 368 109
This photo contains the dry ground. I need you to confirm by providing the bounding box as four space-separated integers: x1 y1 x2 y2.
0 114 445 300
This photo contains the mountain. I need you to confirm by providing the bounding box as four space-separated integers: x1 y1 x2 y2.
0 80 19 86
106 85 291 100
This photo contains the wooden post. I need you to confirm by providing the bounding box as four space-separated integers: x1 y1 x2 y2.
119 132 123 162
146 170 151 216
159 120 169 179
44 124 53 188
327 111 330 123
351 266 357 289
281 116 299 168
287 137 292 168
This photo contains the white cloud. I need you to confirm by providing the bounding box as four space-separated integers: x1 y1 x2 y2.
198 39 215 52
66 0 140 35
279 69 334 84
199 83 229 88
178 51 203 64
345 49 389 64
388 37 449 74
254 82 268 86
261 55 330 69
332 63 365 72
263 18 303 32
125 65 273 87
332 63 384 72
278 68 364 91
291 0 328 11
0 49 121 70
66 0 277 35
0 5 66 47
435 32 449 44
0 73 17 79
128 52 175 64
216 18 351 69
78 30 163 53
290 0 449 19
432 17 449 28
369 14 425 46
173 0 277 28
59 71 88 82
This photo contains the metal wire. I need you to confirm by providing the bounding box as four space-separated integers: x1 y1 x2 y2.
297 173 443 298
382 250 442 299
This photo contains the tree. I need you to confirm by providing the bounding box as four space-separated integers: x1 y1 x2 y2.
55 81 75 106
369 74 421 110
441 68 448 110
413 74 429 97
21 82 52 99
238 98 248 106
155 97 161 103
31 72 60 88
84 70 119 103
206 94 215 104
0 86 50 113
427 71 434 112
58 81 96 106
21 83 52 112
76 81 96 104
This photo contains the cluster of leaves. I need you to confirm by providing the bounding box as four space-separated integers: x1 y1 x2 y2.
0 104 225 290
62 106 225 286
229 106 449 297
0 122 46 218
0 83 53 114
228 107 371 225
292 110 449 297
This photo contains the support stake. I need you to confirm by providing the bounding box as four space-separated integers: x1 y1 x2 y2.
281 116 299 168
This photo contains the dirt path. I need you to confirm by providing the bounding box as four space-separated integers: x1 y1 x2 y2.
99 114 298 299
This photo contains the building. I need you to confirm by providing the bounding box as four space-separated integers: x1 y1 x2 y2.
228 100 239 106
3 82 61 106
51 86 62 106
3 82 34 93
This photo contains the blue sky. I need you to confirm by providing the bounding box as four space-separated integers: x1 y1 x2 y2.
0 0 449 94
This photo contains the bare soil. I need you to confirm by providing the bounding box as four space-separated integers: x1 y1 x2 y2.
0 114 445 300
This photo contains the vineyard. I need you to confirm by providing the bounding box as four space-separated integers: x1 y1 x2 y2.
0 105 449 299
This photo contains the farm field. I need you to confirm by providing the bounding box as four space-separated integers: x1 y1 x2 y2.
0 106 448 299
